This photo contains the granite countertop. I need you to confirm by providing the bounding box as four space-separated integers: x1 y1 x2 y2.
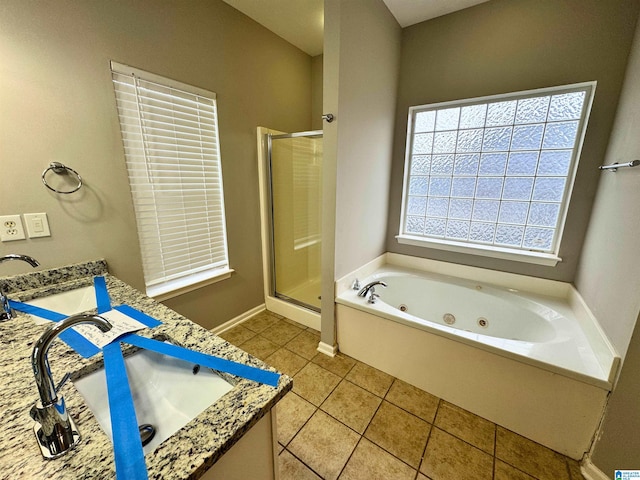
0 260 292 479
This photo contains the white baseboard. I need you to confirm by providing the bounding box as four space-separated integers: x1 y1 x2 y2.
211 304 266 335
317 341 338 357
581 457 611 480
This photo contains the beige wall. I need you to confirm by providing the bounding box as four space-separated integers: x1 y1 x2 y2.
321 0 401 347
577 14 640 473
386 0 640 283
0 0 311 329
591 313 640 473
575 14 640 359
331 0 401 280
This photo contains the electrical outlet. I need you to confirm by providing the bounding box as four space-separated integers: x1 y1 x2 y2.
0 215 26 242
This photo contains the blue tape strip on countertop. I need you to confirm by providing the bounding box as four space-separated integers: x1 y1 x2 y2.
113 305 162 329
8 300 101 358
8 300 67 322
121 334 281 387
103 341 148 480
11 275 279 480
8 277 161 358
94 276 112 314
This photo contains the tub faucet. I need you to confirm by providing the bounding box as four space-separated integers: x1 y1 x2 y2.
30 314 112 459
357 281 387 298
0 254 40 321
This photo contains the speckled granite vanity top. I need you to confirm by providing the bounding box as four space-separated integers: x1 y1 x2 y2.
0 260 291 479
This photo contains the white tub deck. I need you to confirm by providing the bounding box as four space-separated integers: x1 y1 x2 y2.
335 254 619 460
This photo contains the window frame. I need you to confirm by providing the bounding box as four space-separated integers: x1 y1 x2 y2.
111 61 233 300
397 82 596 266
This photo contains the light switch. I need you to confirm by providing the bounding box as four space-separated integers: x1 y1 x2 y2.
24 213 51 238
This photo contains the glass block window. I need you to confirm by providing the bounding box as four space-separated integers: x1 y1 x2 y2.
399 82 595 264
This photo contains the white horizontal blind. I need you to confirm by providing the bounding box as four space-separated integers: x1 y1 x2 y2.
291 136 322 249
400 82 595 262
111 62 230 297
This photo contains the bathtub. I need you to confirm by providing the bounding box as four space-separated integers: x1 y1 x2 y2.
335 253 619 459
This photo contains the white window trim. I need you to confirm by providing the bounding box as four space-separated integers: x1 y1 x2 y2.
398 81 596 267
396 234 561 266
149 267 234 302
111 61 232 297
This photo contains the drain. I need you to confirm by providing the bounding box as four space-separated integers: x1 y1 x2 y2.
139 424 156 447
477 317 489 328
399 304 408 312
443 313 456 325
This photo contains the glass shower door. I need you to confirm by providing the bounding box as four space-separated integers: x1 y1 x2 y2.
268 131 323 312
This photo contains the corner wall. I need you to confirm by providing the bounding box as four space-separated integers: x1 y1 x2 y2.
575 14 640 359
321 0 401 348
386 0 640 283
576 14 640 474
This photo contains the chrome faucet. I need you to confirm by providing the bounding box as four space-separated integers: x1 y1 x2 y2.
357 281 387 298
30 314 112 459
0 254 40 321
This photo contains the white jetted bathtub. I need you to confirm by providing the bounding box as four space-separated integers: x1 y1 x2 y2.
335 254 619 459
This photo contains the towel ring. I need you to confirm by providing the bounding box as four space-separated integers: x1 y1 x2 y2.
42 162 83 194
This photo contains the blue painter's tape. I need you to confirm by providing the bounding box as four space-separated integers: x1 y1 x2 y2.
8 300 101 358
8 300 67 321
122 334 280 387
94 276 112 314
103 341 148 480
113 305 162 329
54 329 101 358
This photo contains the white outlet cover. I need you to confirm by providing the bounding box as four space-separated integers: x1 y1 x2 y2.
0 215 26 242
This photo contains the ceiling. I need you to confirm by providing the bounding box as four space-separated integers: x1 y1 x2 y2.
221 0 489 56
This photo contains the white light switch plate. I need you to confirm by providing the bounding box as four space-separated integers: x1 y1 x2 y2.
0 215 26 242
24 213 51 238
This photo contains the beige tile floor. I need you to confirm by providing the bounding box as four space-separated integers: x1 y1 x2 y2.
219 311 586 480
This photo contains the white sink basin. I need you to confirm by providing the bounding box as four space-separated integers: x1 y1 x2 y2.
74 347 234 454
26 286 96 323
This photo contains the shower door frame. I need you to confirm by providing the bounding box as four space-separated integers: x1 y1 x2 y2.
266 130 323 314
255 126 321 331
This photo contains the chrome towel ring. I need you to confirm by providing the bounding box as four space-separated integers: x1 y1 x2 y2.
42 162 83 194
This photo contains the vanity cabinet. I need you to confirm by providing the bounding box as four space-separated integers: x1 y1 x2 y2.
202 411 278 480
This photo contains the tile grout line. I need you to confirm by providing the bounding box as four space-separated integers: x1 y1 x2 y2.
240 314 576 480
416 397 441 478
492 422 497 480
493 424 572 480
335 436 364 480
281 446 325 479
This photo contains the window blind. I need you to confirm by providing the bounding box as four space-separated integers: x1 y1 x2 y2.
291 136 322 249
111 61 230 298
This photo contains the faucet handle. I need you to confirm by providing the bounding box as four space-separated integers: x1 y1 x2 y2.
55 372 71 394
351 278 361 290
367 291 380 304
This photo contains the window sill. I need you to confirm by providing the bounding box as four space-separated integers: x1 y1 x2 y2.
396 235 561 267
147 267 235 302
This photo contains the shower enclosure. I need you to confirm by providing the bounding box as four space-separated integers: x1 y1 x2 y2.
266 131 323 313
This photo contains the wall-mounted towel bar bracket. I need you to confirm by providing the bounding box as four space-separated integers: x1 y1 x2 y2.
42 162 83 194
598 160 640 172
